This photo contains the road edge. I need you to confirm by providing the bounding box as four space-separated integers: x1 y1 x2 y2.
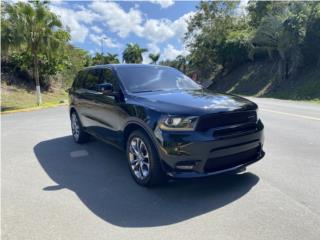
1 102 68 115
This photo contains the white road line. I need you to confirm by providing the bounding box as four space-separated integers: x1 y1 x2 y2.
261 108 320 121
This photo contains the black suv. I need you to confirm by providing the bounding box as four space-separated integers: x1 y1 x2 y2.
69 64 265 187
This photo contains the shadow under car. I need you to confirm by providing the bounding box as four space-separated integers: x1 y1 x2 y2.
34 136 259 227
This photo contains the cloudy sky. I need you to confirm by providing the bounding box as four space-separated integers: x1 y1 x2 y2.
49 0 201 63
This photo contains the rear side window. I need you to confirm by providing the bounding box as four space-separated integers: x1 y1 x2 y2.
73 70 87 90
101 68 115 84
83 69 102 91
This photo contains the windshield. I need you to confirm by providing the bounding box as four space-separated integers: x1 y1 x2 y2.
116 66 201 93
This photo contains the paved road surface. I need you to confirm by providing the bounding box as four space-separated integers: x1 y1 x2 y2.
2 97 320 240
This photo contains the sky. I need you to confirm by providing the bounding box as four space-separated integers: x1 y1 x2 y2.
49 0 201 63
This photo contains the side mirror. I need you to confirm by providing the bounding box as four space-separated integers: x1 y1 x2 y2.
96 83 113 95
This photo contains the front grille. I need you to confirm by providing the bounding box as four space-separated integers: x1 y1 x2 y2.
196 111 257 131
214 123 257 137
204 147 259 173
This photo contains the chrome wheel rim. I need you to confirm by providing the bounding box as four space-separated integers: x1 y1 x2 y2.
71 113 80 140
128 137 150 180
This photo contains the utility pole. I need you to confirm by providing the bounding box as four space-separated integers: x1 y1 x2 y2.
100 37 108 64
100 37 108 54
101 38 103 54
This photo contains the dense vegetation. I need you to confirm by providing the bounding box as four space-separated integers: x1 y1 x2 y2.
1 1 157 107
162 1 320 97
1 1 320 109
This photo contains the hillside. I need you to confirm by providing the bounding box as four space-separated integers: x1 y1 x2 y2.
1 82 68 112
208 61 320 102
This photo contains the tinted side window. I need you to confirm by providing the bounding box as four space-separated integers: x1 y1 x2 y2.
83 69 102 90
73 70 87 90
101 68 115 84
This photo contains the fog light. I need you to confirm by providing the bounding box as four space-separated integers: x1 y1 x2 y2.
175 161 198 170
176 165 194 170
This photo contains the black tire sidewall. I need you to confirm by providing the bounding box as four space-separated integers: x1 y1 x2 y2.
71 111 89 144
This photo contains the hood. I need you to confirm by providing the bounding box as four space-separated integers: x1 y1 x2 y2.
128 89 257 116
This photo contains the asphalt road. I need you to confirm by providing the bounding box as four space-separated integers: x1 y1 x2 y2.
2 97 320 240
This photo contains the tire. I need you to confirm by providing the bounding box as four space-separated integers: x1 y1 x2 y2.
126 130 167 187
70 111 90 144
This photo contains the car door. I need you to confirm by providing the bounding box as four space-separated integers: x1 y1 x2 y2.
70 69 90 125
90 67 127 145
78 68 103 129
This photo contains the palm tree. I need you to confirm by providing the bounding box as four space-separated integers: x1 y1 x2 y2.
105 53 120 64
92 53 120 65
122 43 148 63
92 52 104 65
2 1 67 105
148 53 160 64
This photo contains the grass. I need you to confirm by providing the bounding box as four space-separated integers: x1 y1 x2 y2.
1 83 68 112
209 61 320 102
311 99 320 104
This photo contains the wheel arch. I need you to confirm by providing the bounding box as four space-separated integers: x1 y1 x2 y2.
123 121 159 154
69 106 76 117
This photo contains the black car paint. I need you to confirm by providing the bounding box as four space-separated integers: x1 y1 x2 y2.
69 64 264 178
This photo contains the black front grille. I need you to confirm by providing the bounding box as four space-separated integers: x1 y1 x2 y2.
204 147 259 173
196 111 257 131
214 123 257 137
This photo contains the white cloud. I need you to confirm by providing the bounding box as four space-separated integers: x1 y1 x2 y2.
142 52 151 64
89 1 143 38
149 0 174 8
142 43 160 64
88 1 192 43
91 26 103 34
163 44 188 60
171 11 195 40
75 9 99 24
89 34 121 49
237 0 249 15
141 11 195 43
50 1 194 56
50 6 89 42
142 19 175 43
147 43 160 54
50 0 64 6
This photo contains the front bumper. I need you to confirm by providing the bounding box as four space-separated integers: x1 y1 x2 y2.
154 120 265 178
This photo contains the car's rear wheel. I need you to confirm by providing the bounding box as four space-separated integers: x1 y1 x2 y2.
126 130 167 187
71 111 90 143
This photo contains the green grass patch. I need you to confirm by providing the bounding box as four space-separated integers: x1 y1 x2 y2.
209 61 320 102
1 83 68 112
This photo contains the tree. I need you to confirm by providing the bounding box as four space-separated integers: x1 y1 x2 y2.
1 1 69 105
60 46 90 88
105 53 120 64
185 1 243 80
176 55 187 73
92 52 120 65
301 2 320 66
92 53 105 65
123 43 147 63
250 2 312 80
148 53 160 64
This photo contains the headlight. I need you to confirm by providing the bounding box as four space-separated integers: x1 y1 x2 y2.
159 116 198 131
256 108 260 121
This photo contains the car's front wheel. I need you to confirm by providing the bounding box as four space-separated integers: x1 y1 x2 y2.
126 130 167 187
71 111 90 143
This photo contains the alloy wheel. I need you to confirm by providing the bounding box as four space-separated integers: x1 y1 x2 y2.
128 137 150 180
71 113 80 141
